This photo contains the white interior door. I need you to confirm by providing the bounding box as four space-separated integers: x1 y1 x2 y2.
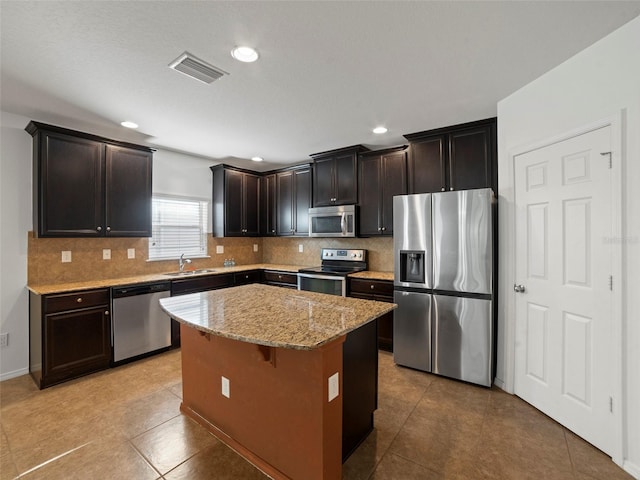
514 125 614 455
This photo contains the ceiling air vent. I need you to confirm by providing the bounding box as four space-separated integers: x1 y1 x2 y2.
168 51 229 84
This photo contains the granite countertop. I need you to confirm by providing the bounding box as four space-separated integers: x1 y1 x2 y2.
349 271 394 281
160 283 396 350
27 263 306 295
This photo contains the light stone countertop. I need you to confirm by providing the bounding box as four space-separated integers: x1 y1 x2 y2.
27 263 306 295
349 271 394 281
160 283 396 350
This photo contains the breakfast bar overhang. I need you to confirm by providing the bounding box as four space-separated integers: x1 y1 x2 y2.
160 283 396 480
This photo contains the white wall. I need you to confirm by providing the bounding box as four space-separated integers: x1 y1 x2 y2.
0 111 217 380
0 112 33 380
496 16 640 476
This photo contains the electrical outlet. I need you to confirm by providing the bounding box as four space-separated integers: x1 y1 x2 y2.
216 245 224 254
103 249 111 260
0 333 8 348
61 251 72 263
221 376 230 398
328 372 339 402
127 248 135 259
298 244 304 253
253 244 258 252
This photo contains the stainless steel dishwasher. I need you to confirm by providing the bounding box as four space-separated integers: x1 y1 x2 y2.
111 282 172 363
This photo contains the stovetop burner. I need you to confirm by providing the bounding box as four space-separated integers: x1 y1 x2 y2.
298 248 368 277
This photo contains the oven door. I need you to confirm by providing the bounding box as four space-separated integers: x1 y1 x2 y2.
298 273 346 296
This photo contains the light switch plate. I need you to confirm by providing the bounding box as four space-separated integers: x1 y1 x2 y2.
127 248 135 259
328 372 339 402
253 244 258 252
216 245 224 254
298 244 304 253
221 376 230 398
103 249 111 260
61 251 72 263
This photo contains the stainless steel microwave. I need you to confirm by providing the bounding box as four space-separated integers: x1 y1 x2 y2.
308 205 356 237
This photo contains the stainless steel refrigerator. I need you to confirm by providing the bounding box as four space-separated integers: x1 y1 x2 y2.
393 189 494 387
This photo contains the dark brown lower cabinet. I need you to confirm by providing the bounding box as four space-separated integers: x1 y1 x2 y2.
262 270 298 289
233 270 261 285
348 278 394 352
29 289 111 389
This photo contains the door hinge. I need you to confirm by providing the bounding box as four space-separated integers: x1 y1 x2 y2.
609 396 613 413
609 275 613 291
600 151 612 169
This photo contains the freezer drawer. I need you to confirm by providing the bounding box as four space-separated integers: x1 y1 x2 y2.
432 294 492 386
393 290 431 372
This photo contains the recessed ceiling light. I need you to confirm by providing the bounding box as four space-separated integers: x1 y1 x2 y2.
231 46 259 63
251 156 264 162
373 126 388 134
121 121 138 129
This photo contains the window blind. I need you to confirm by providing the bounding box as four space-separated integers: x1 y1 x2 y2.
149 195 208 260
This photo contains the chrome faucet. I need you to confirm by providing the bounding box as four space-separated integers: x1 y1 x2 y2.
179 253 192 272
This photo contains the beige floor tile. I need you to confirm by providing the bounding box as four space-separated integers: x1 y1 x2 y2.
163 443 267 480
0 452 18 480
370 453 443 480
18 436 159 480
131 414 218 474
565 429 634 480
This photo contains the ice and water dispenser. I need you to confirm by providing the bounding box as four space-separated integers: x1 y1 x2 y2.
399 250 426 284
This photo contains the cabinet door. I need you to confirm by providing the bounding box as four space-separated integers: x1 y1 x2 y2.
358 155 382 236
407 135 446 194
38 132 104 237
276 171 294 236
380 151 407 233
105 146 152 237
312 157 335 206
293 168 311 235
224 170 245 236
448 125 492 191
44 307 111 386
261 174 277 236
334 153 358 205
243 172 260 236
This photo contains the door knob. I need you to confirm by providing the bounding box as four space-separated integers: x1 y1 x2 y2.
514 284 526 293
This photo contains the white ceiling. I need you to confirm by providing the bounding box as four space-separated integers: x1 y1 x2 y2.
2 1 640 171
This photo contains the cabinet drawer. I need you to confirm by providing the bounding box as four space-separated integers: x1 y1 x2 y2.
44 289 110 313
349 278 393 298
171 274 233 296
263 271 298 286
234 270 261 285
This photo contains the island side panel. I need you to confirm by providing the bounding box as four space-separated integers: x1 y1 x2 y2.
180 324 345 480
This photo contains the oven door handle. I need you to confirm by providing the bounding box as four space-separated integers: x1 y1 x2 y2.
298 273 346 281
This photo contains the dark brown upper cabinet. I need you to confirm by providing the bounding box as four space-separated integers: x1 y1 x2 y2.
276 165 311 236
26 122 153 238
211 165 260 237
404 118 496 194
311 145 368 207
260 173 277 236
358 146 408 236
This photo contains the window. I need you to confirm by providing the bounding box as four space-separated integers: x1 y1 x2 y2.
149 195 209 260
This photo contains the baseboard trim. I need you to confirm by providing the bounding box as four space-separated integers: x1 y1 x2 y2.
0 367 29 382
493 377 506 391
622 459 640 479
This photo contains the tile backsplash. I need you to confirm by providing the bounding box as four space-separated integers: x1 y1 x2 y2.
27 232 393 285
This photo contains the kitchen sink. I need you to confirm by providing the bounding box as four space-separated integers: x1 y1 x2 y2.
164 269 217 277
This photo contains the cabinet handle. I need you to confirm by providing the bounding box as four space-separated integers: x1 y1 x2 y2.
96 226 102 232
105 310 110 316
271 229 275 233
381 227 386 231
76 297 83 303
278 275 283 279
441 188 445 192
450 187 454 191
106 226 111 232
370 285 375 290
245 275 249 279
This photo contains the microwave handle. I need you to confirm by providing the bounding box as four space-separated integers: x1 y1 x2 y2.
341 212 346 235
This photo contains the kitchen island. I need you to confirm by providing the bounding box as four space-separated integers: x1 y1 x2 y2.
159 283 395 480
